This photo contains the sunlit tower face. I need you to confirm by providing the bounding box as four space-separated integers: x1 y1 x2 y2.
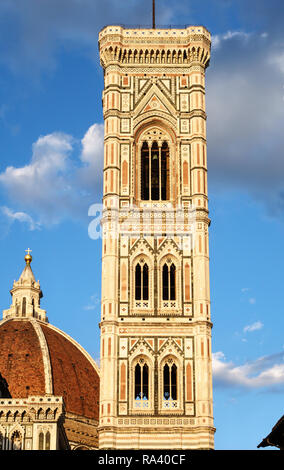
98 23 214 450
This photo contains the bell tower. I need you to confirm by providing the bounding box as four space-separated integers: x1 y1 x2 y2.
98 24 214 449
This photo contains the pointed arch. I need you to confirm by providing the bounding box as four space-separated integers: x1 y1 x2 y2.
39 432 44 450
161 356 179 409
134 359 149 401
11 430 22 450
162 261 176 300
22 297 26 316
151 141 159 200
141 141 149 200
161 141 169 200
45 431 51 450
135 259 149 301
138 128 172 202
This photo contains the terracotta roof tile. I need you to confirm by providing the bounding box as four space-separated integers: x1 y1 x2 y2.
41 324 99 419
0 320 45 397
0 319 99 420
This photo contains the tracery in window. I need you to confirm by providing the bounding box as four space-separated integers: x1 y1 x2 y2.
134 358 149 409
162 262 176 300
141 142 149 200
161 141 169 200
151 141 159 200
163 358 178 409
135 260 149 301
141 139 169 201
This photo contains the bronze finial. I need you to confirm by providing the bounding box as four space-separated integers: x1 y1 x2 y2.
25 248 32 265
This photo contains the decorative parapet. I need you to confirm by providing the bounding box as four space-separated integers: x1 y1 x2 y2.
0 395 65 419
99 25 211 69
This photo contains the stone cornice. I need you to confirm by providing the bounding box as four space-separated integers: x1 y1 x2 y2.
99 26 211 70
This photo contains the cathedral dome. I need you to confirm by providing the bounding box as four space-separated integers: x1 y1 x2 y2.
0 317 100 420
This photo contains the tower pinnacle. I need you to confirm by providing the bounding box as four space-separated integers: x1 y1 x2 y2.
2 251 47 323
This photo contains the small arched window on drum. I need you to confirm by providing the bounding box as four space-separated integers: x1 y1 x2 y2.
22 297 26 317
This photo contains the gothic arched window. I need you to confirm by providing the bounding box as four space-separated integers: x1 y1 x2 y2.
151 141 159 200
134 360 149 403
135 261 149 301
39 432 44 450
11 431 21 450
162 262 176 300
161 141 169 200
163 359 178 408
141 139 169 201
141 142 149 200
22 297 26 317
45 431 50 450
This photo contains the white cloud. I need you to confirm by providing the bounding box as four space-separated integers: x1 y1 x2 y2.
1 206 41 231
207 29 284 218
269 52 284 75
0 132 72 196
249 298 256 305
0 132 74 224
81 123 104 165
83 293 100 311
78 123 104 189
212 30 251 49
0 124 104 226
213 351 284 389
243 321 263 333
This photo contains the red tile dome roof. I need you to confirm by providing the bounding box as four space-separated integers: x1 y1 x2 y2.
0 318 99 420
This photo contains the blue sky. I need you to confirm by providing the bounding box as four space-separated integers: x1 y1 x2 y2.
0 0 284 450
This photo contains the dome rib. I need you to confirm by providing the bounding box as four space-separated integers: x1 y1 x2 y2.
0 318 100 420
40 323 100 419
31 319 53 395
0 318 46 397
